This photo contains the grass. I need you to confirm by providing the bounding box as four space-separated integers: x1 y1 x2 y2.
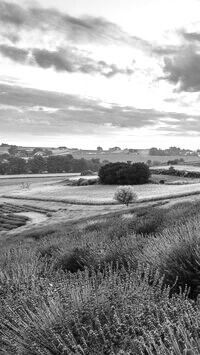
0 174 80 196
4 180 200 207
2 200 200 353
72 151 200 163
151 164 200 172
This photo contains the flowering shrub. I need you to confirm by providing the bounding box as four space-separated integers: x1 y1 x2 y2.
114 186 137 206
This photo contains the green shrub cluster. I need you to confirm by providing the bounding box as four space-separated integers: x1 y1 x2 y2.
99 162 151 185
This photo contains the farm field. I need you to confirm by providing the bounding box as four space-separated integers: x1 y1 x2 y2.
5 179 200 203
151 164 200 172
0 172 80 179
0 196 140 243
72 151 200 163
150 173 200 184
0 173 81 195
2 170 200 238
0 202 54 232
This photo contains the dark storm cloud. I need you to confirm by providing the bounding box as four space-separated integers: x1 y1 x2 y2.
0 83 200 136
0 44 134 77
0 1 150 49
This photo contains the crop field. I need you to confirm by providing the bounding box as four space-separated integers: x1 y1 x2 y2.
5 180 200 203
72 151 200 163
2 170 200 237
0 211 29 231
0 173 80 195
0 202 56 232
151 164 200 172
2 198 200 354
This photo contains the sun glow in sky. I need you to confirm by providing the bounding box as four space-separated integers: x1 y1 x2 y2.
1 0 200 149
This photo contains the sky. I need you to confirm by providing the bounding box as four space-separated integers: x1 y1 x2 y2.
1 1 200 149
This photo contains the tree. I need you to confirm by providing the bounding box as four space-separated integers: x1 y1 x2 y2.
28 155 46 173
149 147 165 156
114 186 137 206
44 149 52 156
99 162 127 184
99 162 151 185
8 145 18 156
32 147 44 155
97 146 103 152
7 157 27 174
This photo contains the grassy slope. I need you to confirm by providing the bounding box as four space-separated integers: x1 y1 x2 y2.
2 200 200 354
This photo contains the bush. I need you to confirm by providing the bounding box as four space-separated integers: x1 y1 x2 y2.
54 247 99 273
133 207 165 235
114 186 137 206
144 218 200 299
151 167 200 179
159 179 165 184
98 162 151 185
81 170 94 176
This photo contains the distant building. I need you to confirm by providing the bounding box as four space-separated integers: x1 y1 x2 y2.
33 151 46 157
109 147 121 152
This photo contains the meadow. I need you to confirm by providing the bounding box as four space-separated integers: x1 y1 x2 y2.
0 173 80 195
72 151 200 164
2 199 200 354
4 176 200 204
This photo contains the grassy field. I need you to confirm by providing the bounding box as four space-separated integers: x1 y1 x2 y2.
5 179 200 204
72 151 200 163
0 174 80 195
151 164 200 172
0 173 80 179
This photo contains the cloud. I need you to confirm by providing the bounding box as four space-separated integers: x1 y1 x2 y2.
162 46 200 92
0 83 200 137
32 48 134 77
152 45 180 56
0 1 150 50
0 44 134 77
0 1 26 25
0 44 29 63
159 28 200 92
181 30 200 43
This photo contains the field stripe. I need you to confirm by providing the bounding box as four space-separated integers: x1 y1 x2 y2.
3 188 200 205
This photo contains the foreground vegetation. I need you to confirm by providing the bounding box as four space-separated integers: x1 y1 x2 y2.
1 200 200 354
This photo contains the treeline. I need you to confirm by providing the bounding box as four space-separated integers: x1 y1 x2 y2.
152 167 200 178
0 155 101 175
149 146 198 156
